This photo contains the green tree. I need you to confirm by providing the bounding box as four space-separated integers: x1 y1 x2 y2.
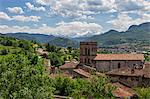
0 54 54 98
48 52 64 67
46 43 57 52
67 47 72 53
135 87 150 98
0 49 9 55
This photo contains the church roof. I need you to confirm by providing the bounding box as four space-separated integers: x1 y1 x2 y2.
94 54 144 61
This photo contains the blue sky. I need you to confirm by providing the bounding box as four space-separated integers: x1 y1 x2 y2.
0 0 150 37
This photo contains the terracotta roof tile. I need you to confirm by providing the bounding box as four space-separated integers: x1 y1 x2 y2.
112 82 137 98
60 60 79 69
94 54 144 61
73 69 91 78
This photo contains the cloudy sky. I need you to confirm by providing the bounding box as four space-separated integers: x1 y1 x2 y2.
0 0 150 37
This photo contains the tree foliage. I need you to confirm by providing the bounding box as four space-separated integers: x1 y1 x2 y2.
0 54 54 98
0 36 116 98
135 87 150 98
52 76 115 98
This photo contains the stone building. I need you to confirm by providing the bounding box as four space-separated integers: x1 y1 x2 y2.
106 64 150 87
80 42 145 72
80 42 97 66
94 54 144 72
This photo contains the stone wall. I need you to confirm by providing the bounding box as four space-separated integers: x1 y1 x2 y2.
109 75 143 87
96 60 143 72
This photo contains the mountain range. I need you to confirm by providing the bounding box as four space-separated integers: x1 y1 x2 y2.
0 22 150 47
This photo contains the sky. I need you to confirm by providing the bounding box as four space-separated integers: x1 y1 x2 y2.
0 0 150 38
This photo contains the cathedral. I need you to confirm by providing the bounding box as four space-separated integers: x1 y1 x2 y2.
80 42 144 72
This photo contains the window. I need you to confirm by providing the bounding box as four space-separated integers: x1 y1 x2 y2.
88 58 90 64
84 58 87 63
118 63 121 68
85 48 87 55
88 48 90 55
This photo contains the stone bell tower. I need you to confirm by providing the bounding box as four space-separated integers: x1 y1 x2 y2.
80 42 97 67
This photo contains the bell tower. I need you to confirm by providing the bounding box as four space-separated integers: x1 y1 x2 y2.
80 42 97 67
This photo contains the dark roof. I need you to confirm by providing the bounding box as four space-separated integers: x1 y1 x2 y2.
94 54 144 61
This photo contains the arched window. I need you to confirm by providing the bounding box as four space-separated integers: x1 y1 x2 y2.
118 63 121 68
84 58 87 63
85 48 87 55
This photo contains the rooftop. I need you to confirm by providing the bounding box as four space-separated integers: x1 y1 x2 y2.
60 60 79 69
106 64 150 78
94 54 144 61
73 69 91 78
106 67 143 77
112 82 137 98
36 48 48 55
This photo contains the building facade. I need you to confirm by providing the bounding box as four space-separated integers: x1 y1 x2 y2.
80 42 97 67
106 67 150 87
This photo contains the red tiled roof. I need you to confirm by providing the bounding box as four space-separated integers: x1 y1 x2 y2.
60 60 79 69
112 82 137 98
73 69 91 78
94 54 144 61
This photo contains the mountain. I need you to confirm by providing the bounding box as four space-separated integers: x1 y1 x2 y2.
5 33 56 43
1 22 150 48
84 22 150 47
49 37 79 47
1 32 78 47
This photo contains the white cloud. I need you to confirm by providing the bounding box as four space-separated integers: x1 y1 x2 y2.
114 0 150 17
0 12 11 20
7 7 24 14
25 2 46 11
35 0 150 20
107 13 150 31
0 21 103 37
36 0 51 6
0 12 41 22
36 0 116 20
11 15 41 22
